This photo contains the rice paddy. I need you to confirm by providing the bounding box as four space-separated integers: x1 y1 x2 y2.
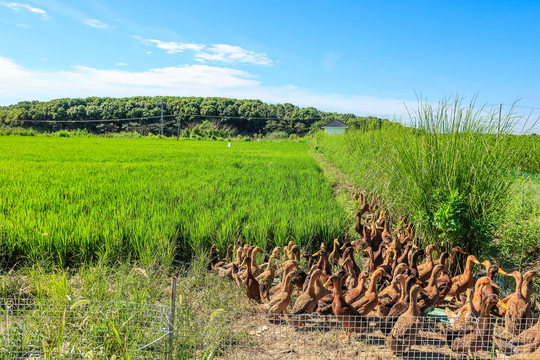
0 137 348 269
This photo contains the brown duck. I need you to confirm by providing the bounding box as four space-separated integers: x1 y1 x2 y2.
352 267 388 315
505 271 532 335
241 256 261 303
257 270 297 319
447 255 481 303
449 294 503 357
418 264 445 312
289 269 323 326
325 272 368 338
387 284 427 356
380 276 421 335
418 244 440 283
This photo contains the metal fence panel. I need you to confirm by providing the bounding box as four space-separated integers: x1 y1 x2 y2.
3 298 540 359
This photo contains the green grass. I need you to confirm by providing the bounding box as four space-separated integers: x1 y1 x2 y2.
314 96 539 257
0 137 348 269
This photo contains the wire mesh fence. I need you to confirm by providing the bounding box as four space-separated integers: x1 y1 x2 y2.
2 297 540 359
0 298 170 359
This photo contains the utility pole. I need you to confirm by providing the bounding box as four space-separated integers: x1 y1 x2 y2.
160 100 165 136
176 113 181 141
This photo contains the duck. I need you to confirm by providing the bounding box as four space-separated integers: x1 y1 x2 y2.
449 294 504 357
379 275 420 335
447 246 464 276
497 316 540 357
257 270 297 320
208 244 221 270
505 271 532 335
480 262 506 306
256 254 278 294
446 278 492 332
301 251 314 270
340 258 358 290
387 284 427 356
381 219 393 244
395 240 413 268
418 244 440 283
377 273 407 317
312 249 332 279
351 267 388 315
325 272 368 338
240 256 261 303
217 246 244 286
212 244 233 269
499 270 538 318
341 247 361 278
287 244 301 262
417 264 445 312
269 260 298 295
289 269 323 326
344 271 369 304
326 238 339 267
379 247 396 276
447 255 481 303
357 190 370 217
435 253 453 298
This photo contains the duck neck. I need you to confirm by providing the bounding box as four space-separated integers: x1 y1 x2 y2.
408 291 419 315
308 274 320 295
427 267 441 287
514 273 524 299
245 262 252 277
367 272 381 293
283 274 295 294
463 257 475 275
522 274 534 300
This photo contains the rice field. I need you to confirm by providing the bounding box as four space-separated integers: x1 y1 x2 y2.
0 137 348 269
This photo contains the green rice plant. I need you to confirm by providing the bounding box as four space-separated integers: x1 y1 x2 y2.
315 96 534 255
0 137 347 269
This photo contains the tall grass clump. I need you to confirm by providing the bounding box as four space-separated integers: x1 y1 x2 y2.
315 96 530 254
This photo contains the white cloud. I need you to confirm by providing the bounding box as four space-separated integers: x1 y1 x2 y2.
134 37 272 66
195 44 272 66
2 2 49 19
85 18 109 29
133 36 204 54
0 56 414 120
115 62 127 66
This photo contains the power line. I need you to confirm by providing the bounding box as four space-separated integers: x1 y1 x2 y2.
9 113 341 124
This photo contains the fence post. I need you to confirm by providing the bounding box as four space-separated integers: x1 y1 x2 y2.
169 277 177 360
4 300 8 351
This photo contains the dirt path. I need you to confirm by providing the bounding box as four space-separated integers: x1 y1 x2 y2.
309 148 359 237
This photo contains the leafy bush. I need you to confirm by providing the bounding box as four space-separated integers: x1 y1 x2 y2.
265 131 288 140
0 126 37 136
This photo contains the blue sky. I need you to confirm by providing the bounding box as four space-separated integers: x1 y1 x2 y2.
1 0 539 132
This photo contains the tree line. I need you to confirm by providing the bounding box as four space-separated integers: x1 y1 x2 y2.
0 96 393 137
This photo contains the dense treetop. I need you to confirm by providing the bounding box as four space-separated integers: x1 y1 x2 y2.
0 96 392 136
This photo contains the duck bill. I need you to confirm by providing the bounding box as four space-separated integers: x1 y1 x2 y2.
323 279 332 288
312 252 320 257
498 299 509 310
498 269 508 275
